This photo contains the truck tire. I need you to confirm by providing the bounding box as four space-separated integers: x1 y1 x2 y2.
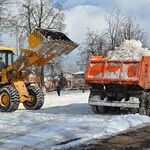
130 108 139 114
107 97 121 113
91 105 108 114
107 97 116 101
139 92 150 116
0 86 19 112
23 85 44 110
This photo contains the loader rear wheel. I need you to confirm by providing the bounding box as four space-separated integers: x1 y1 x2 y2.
0 86 19 112
91 105 108 114
23 85 44 110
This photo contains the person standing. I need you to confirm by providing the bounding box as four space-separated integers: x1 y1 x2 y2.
81 87 85 93
0 57 6 71
0 57 6 81
56 84 61 96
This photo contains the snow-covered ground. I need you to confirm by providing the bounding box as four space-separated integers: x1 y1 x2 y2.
0 90 150 150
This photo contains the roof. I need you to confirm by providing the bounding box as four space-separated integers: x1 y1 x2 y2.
73 71 85 75
0 46 15 51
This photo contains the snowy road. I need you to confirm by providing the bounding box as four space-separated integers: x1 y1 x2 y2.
0 90 150 150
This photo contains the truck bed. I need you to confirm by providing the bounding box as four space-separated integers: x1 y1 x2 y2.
85 56 150 89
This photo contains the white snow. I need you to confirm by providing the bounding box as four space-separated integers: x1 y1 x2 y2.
72 71 85 75
107 40 150 61
0 90 150 150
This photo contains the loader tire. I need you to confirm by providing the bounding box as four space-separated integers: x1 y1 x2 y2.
139 92 150 116
0 86 19 112
91 105 108 114
23 85 44 110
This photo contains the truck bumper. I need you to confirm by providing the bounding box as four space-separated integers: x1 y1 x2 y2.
89 101 139 108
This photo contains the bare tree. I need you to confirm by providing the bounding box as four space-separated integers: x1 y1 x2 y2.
0 0 15 29
78 10 147 70
78 30 107 70
121 16 147 45
105 9 147 49
16 0 65 87
45 57 63 78
19 0 65 34
0 0 10 41
105 9 124 50
0 0 8 25
0 0 26 49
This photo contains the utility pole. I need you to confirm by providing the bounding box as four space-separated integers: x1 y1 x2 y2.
15 25 20 58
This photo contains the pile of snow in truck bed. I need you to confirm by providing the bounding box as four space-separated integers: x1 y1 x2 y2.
107 40 150 61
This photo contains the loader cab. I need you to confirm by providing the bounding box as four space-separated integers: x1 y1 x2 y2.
0 46 15 69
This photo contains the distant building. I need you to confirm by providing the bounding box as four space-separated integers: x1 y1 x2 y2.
44 71 88 91
64 72 74 88
72 71 87 88
44 75 59 92
24 72 40 85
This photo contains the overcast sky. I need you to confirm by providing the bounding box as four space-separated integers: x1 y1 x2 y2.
63 0 150 44
2 0 150 71
61 0 150 70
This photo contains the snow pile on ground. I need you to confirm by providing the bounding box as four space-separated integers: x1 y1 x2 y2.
107 40 150 60
0 91 150 150
52 114 150 150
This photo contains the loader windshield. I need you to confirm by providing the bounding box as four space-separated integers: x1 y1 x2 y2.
0 50 14 67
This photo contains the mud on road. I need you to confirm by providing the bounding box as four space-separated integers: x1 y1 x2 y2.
69 125 150 150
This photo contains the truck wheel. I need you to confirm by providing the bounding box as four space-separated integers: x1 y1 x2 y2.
130 108 139 114
139 92 150 116
0 86 19 112
112 107 120 113
91 105 108 114
107 97 117 101
23 85 44 110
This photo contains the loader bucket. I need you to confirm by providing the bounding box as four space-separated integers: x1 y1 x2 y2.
28 28 78 56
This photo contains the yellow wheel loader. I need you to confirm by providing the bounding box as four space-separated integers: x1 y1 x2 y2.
0 29 78 112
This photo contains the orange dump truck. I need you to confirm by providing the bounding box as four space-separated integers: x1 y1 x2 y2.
85 55 150 116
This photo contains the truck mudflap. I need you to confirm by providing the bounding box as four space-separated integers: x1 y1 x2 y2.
89 101 139 108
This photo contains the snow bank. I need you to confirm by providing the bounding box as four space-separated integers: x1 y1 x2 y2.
52 114 150 150
0 91 150 150
107 40 150 60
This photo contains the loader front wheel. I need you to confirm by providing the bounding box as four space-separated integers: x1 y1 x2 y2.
23 85 44 110
0 86 19 112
